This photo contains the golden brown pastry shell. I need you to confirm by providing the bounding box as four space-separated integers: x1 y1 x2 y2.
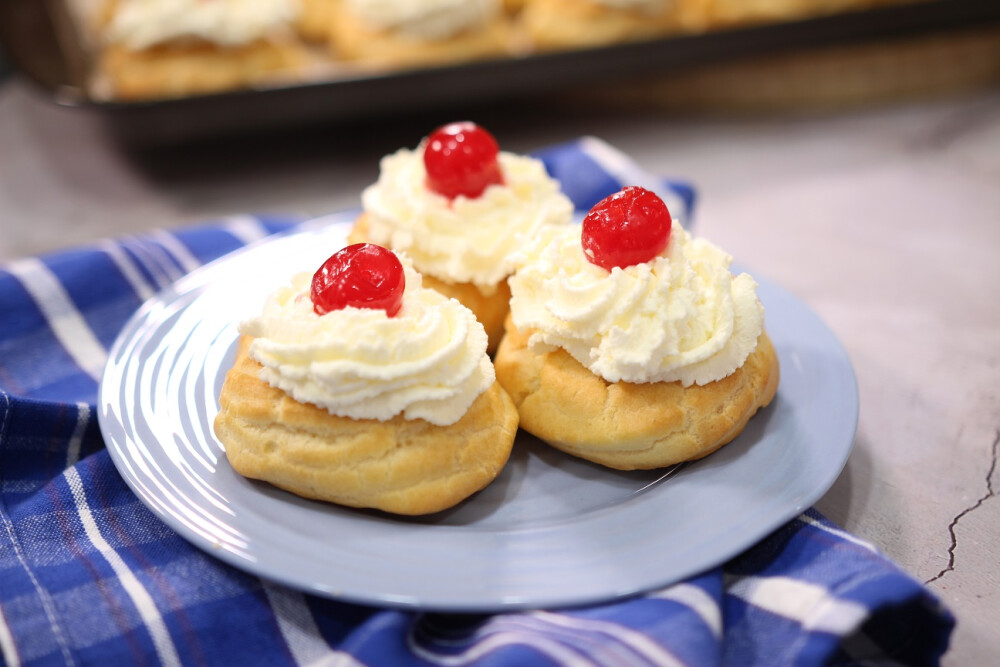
214 336 518 515
522 0 709 50
100 38 306 100
494 321 779 470
297 0 337 41
702 0 908 28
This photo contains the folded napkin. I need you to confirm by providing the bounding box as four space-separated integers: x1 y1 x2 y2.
0 140 952 666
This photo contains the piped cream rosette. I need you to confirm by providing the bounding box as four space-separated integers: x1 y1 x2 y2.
340 0 501 42
105 0 301 50
240 259 494 426
360 145 574 294
508 220 765 387
331 0 512 68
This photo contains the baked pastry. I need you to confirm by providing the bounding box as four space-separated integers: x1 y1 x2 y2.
214 244 518 515
98 0 306 100
349 122 574 353
494 186 779 470
330 0 513 69
297 0 337 41
521 0 709 51
701 0 902 28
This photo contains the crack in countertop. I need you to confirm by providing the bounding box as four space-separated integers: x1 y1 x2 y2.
925 429 1000 585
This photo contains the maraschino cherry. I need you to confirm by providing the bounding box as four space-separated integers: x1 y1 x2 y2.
581 186 672 271
424 121 504 200
311 243 405 317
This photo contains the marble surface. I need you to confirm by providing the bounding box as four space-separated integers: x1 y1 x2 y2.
1 78 998 664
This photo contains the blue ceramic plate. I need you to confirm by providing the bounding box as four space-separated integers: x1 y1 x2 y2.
99 214 858 612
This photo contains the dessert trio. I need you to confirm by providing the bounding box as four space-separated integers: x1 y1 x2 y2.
91 0 916 100
213 122 780 515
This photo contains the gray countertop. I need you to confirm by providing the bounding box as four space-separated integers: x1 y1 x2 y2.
1 77 997 664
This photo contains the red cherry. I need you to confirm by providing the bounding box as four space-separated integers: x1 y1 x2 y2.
311 243 405 317
424 121 504 200
581 186 672 271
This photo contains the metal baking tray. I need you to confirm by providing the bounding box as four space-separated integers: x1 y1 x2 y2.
2 0 998 143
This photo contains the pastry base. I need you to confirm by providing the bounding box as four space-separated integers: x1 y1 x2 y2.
215 336 519 515
330 8 511 68
101 38 306 100
703 0 908 27
522 0 709 50
298 0 337 41
494 322 779 470
348 215 511 355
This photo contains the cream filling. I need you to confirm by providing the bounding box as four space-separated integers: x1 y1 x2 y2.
508 221 765 386
361 146 574 293
240 261 493 425
106 0 299 49
344 0 499 40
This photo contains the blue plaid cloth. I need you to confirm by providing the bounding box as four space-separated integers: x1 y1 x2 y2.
0 140 952 666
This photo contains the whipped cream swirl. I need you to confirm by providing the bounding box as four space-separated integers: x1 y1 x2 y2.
361 145 574 293
508 221 764 386
345 0 499 40
240 260 493 426
106 0 299 49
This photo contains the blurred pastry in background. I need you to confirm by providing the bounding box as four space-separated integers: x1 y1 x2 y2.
521 0 708 51
99 0 306 100
330 0 513 69
298 0 337 41
702 0 909 28
503 0 527 14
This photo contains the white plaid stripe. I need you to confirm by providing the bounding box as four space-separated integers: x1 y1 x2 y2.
98 240 157 302
64 468 182 667
0 602 19 667
649 582 723 638
222 215 274 246
5 258 107 381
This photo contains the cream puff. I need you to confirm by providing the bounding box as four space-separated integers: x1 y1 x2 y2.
214 243 518 515
494 186 779 470
99 0 306 100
